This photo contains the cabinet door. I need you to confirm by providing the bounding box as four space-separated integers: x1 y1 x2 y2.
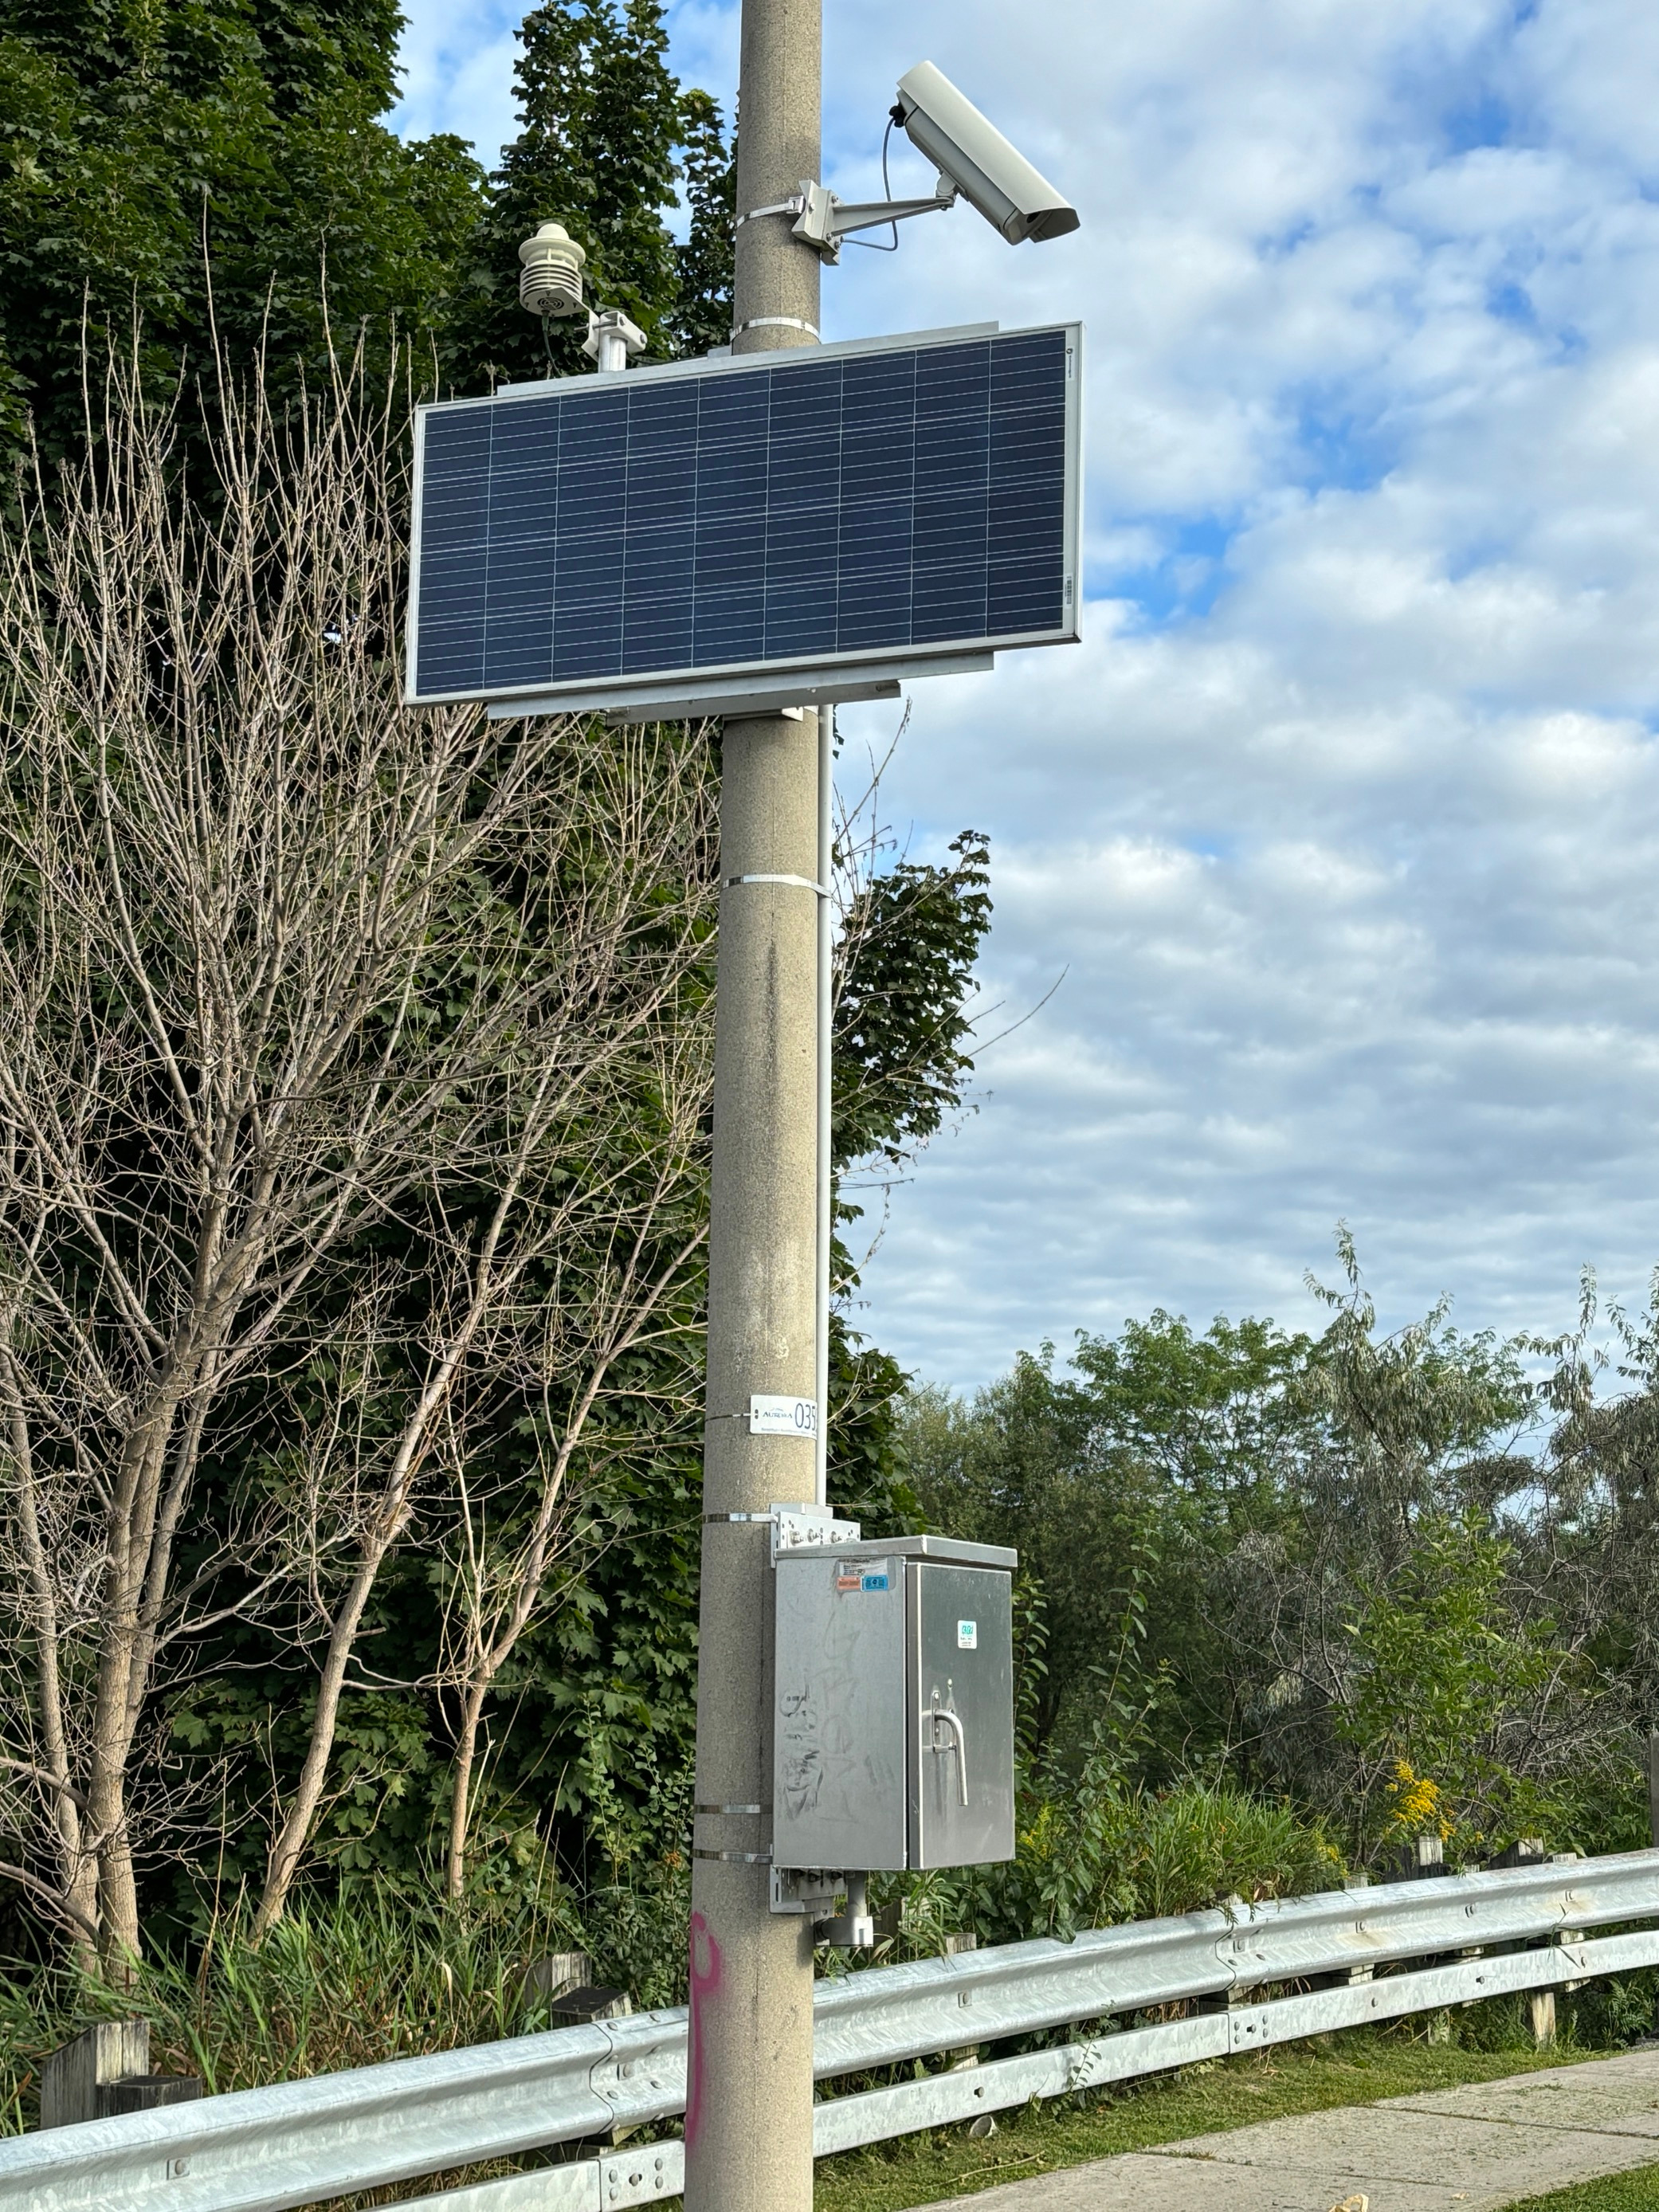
774 1554 908 1871
907 1564 1015 1869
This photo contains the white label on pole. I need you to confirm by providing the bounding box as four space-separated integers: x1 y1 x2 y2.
750 1394 818 1437
958 1620 978 1649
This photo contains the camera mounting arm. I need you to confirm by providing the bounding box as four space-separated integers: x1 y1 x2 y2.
737 178 959 266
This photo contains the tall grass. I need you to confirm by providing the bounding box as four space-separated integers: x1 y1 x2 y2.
0 1842 695 2135
0 1887 541 2129
885 1774 1345 1956
0 1769 1339 2131
0 1733 697 2132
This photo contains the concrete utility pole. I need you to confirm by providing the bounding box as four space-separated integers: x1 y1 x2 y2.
684 0 823 2206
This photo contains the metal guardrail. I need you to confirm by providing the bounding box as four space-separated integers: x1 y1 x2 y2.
5 1847 1658 2212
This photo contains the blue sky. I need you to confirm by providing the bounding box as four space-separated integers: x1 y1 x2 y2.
393 0 1659 1392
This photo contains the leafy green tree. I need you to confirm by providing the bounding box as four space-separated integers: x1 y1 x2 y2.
1334 1513 1591 1860
664 88 735 359
833 829 991 1173
0 0 483 454
1537 1277 1659 1732
449 0 733 389
0 0 736 465
903 1314 1316 1771
1210 1242 1633 1858
1295 1229 1539 1563
822 826 994 1536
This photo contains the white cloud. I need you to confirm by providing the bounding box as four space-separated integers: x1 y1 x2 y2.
393 1 522 159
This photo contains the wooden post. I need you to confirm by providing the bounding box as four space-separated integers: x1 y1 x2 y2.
38 2020 202 2128
520 1951 591 2007
40 2022 151 2129
547 1984 633 2026
101 2076 202 2116
1530 1988 1557 2048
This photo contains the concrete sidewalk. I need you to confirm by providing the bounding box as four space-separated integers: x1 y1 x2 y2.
921 2046 1659 2212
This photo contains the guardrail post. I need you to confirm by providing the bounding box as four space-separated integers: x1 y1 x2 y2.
520 1951 591 2007
1529 1988 1557 2047
40 2022 149 2129
1483 1838 1546 1871
38 2021 200 2129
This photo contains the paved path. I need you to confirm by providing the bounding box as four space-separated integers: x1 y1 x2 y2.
922 2046 1659 2212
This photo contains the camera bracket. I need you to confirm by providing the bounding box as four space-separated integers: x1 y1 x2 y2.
736 178 959 266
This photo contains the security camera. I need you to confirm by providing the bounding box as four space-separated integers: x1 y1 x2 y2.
892 61 1079 245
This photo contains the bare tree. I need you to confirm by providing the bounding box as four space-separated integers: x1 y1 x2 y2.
435 1024 712 1898
0 340 717 1965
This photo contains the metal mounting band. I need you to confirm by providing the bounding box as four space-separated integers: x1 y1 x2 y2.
703 1510 779 1523
726 873 828 896
732 316 820 339
696 1802 767 1817
734 198 805 230
692 1847 773 1865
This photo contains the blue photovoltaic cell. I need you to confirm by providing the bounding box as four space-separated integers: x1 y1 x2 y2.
411 327 1070 701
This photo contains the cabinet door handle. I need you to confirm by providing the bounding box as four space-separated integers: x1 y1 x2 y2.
925 1704 970 1806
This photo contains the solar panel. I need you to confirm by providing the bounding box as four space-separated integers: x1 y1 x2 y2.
406 321 1081 714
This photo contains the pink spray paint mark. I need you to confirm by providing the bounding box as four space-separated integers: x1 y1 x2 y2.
685 1908 723 2151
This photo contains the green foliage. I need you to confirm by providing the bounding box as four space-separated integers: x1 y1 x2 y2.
665 86 735 358
826 1314 924 1537
555 1713 691 2006
886 1763 1342 1954
834 830 993 1174
1564 1971 1659 2049
818 822 997 1544
0 0 738 465
903 1313 1313 1767
904 1238 1651 1878
1300 1226 1537 1536
1335 1512 1591 1860
0 1869 690 2128
0 0 483 454
1071 1312 1316 1519
171 1680 443 1891
452 0 731 388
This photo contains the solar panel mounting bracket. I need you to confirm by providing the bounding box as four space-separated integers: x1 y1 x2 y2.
582 308 646 371
480 653 996 727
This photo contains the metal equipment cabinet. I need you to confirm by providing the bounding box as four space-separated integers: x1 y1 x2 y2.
772 1535 1016 1873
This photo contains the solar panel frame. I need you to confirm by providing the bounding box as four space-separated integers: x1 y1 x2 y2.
405 320 1082 712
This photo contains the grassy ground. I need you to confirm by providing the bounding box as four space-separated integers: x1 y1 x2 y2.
1502 2176 1659 2212
811 2030 1607 2212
